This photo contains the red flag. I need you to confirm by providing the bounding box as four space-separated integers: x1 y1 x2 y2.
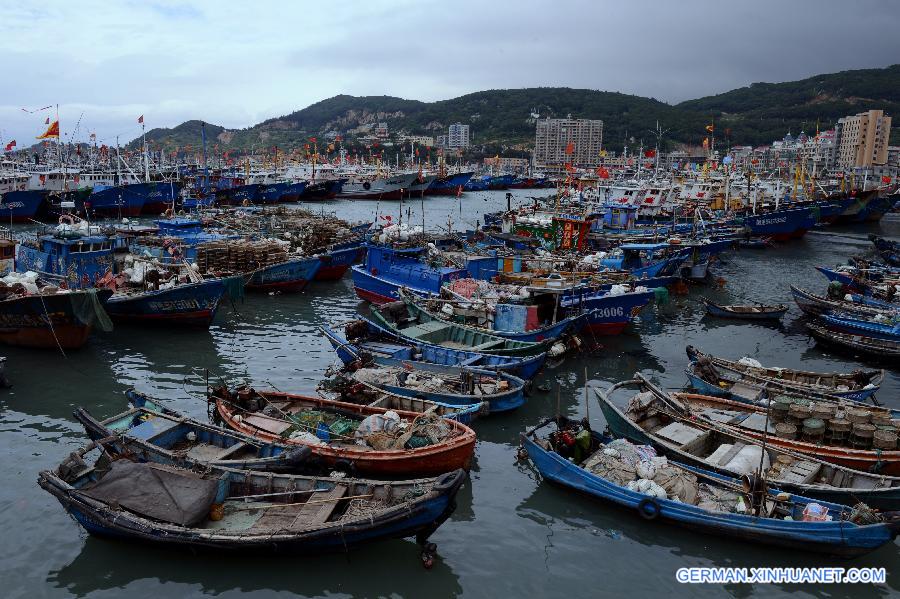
138 115 144 124
309 137 317 143
45 117 50 125
564 142 575 155
882 176 893 184
36 120 60 139
644 149 656 158
3 140 15 151
596 167 610 179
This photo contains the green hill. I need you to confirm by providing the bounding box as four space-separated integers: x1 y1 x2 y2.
135 65 900 154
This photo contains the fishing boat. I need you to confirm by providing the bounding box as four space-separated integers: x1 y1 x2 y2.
75 390 313 472
821 312 900 342
244 256 322 292
328 352 526 414
559 286 656 335
0 284 112 348
623 388 900 475
102 275 238 327
869 235 900 267
351 244 468 304
522 416 900 556
685 346 883 404
701 297 788 320
211 385 476 477
39 439 465 556
426 172 474 196
336 173 420 200
321 322 546 380
790 285 898 319
740 205 817 241
369 300 550 358
807 321 900 360
400 287 585 343
326 385 486 425
315 242 365 281
596 378 900 510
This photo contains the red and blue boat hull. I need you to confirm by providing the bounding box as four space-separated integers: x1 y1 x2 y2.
246 257 322 292
103 278 229 327
0 190 47 222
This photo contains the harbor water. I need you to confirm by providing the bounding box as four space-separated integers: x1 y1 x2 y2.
2 190 899 598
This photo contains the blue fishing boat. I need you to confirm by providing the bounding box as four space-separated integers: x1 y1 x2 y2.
807 321 900 361
245 256 322 292
370 300 550 357
559 287 656 335
76 390 313 472
401 288 587 343
257 182 290 204
322 322 546 380
463 176 490 192
281 181 308 202
39 438 465 556
0 287 112 349
0 189 47 222
351 244 467 304
522 416 900 557
790 285 897 319
870 235 900 267
335 351 526 414
599 242 690 282
103 277 236 327
316 242 365 281
426 172 474 195
684 345 884 404
214 182 262 206
86 181 181 218
740 205 817 241
821 312 900 342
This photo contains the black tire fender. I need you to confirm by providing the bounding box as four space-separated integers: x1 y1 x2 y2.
637 497 661 520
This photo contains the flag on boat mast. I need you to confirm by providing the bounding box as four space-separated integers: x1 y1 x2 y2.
36 121 60 139
138 115 144 124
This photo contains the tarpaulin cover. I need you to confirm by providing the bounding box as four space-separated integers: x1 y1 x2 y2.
70 289 114 332
82 460 218 526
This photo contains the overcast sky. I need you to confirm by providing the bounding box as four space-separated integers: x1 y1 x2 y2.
2 0 898 147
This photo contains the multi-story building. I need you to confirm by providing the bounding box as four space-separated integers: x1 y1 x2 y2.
483 157 529 171
399 135 434 146
374 123 389 140
533 117 603 172
435 134 448 149
834 109 892 168
447 123 470 149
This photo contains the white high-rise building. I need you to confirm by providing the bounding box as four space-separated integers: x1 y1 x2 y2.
448 123 470 149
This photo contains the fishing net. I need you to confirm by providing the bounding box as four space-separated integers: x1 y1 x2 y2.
653 465 699 504
70 289 114 332
221 275 245 302
696 483 740 513
582 450 637 486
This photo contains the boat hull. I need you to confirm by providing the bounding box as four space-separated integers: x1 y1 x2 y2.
0 289 112 349
0 190 47 222
104 279 228 327
245 257 322 292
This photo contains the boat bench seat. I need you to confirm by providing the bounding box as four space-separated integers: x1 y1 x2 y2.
777 460 821 485
403 321 451 338
129 416 182 441
656 422 706 447
255 485 349 530
213 442 250 460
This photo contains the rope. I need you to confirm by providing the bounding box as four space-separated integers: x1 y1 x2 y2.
37 291 68 359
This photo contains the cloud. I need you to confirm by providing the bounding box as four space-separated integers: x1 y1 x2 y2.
1 0 898 145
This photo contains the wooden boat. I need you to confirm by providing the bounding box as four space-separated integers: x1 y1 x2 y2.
369 300 550 357
400 287 588 343
685 346 883 404
328 388 487 425
211 385 476 477
870 234 900 267
596 378 900 510
807 321 900 360
789 285 896 319
821 312 900 342
321 322 546 380
39 438 465 555
522 416 900 557
74 390 314 472
632 388 900 476
329 353 524 415
244 256 322 292
701 297 787 320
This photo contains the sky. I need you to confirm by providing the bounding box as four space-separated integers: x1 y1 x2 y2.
2 0 899 148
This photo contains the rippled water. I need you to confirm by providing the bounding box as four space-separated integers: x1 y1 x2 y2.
2 191 898 598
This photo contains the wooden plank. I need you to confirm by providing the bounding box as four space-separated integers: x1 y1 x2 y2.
656 422 705 446
716 442 746 467
288 485 349 527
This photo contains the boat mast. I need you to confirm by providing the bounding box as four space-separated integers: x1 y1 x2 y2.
142 117 149 182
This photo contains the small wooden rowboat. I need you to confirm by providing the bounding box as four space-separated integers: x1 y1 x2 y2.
369 300 550 358
807 321 900 360
522 416 900 557
702 297 788 320
632 387 900 476
790 285 897 319
39 439 465 555
211 386 476 477
596 377 900 510
685 346 884 404
74 390 312 472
